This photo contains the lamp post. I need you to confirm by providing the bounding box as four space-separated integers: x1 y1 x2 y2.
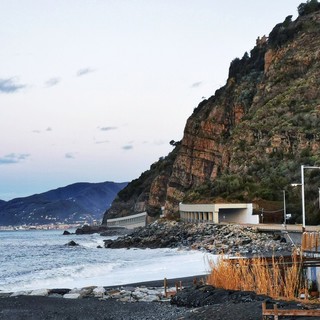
300 165 320 231
283 190 286 225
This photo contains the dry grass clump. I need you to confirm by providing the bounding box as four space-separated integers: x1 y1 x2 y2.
206 250 307 300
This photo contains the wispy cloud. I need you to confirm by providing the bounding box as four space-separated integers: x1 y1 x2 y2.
32 127 52 134
191 81 202 88
0 153 30 165
95 140 109 144
76 68 94 77
122 145 133 151
98 126 118 131
45 77 60 87
65 153 76 159
0 78 26 93
153 140 166 146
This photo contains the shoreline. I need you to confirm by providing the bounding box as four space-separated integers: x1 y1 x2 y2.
2 274 318 320
1 221 319 319
0 275 206 320
0 274 207 297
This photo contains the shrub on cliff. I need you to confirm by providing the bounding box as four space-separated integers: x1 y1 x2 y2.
298 0 320 16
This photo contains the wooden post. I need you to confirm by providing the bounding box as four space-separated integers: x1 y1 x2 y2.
302 232 306 251
274 304 279 320
164 278 167 297
262 301 267 319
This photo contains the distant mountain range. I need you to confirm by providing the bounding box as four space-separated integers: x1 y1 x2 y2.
0 181 127 226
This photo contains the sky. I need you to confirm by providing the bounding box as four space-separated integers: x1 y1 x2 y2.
0 0 303 201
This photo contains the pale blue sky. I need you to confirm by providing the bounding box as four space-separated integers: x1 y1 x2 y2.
0 0 303 200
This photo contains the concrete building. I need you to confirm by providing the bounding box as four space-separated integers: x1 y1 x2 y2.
179 203 259 224
106 212 147 229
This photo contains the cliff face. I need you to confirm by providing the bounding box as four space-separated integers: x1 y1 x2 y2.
104 7 320 224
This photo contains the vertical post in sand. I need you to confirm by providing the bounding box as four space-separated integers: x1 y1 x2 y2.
273 304 279 320
164 278 167 297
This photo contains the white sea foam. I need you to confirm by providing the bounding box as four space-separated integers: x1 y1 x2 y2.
0 230 216 293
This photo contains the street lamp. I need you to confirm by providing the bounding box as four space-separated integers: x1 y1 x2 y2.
282 190 286 226
300 165 320 231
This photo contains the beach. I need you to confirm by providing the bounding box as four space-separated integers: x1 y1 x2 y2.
2 276 320 320
0 276 265 320
1 222 319 320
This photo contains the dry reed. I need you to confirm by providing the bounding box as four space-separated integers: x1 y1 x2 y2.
206 249 307 300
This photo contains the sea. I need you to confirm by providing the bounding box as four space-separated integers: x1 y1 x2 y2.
0 229 215 293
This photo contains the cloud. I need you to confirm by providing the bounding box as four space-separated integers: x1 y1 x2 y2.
32 127 52 133
122 145 133 151
98 126 118 131
65 153 76 159
95 140 109 144
153 140 166 146
0 78 26 93
45 77 60 87
191 81 202 88
0 153 30 165
76 68 94 77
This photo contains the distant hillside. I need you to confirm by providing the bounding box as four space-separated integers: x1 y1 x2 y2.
0 181 127 226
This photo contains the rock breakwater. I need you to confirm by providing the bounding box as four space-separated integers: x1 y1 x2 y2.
103 220 294 256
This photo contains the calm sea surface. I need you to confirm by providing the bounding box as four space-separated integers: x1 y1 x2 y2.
0 230 213 293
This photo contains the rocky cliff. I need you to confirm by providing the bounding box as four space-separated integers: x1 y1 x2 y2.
104 3 320 225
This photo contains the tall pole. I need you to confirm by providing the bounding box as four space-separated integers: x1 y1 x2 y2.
301 165 305 231
283 190 286 225
301 165 320 231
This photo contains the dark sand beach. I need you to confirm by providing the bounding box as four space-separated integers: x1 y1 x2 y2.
2 276 320 320
0 277 193 320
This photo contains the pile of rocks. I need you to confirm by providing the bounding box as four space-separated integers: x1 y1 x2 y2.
104 220 294 256
6 285 175 303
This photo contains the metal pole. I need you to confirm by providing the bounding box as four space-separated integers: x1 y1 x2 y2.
299 165 320 231
301 165 305 231
283 190 286 225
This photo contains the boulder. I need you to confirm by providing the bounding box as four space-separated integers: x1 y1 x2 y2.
65 240 79 246
30 289 49 296
49 288 71 295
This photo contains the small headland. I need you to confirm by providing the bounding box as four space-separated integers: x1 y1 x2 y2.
101 220 294 256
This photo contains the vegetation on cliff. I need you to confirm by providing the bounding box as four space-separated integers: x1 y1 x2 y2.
104 1 320 225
